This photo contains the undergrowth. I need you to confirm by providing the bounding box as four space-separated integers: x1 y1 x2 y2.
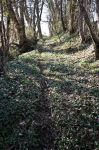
0 34 99 149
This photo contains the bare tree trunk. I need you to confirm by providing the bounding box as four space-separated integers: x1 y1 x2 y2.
95 0 99 32
33 0 37 40
69 0 78 35
79 1 89 44
96 0 99 20
60 0 66 31
0 4 5 76
19 0 27 46
78 0 99 59
79 8 86 43
24 0 32 27
36 0 43 39
6 0 28 48
6 15 10 51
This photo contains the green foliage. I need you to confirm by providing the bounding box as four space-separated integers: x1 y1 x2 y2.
0 51 41 149
0 35 99 149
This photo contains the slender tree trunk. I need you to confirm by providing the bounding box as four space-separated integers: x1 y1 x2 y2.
33 0 37 40
36 0 42 39
0 22 5 76
79 3 87 43
0 4 5 76
79 10 85 43
19 0 27 46
96 0 99 32
69 0 78 34
24 0 32 27
96 0 99 20
60 0 66 31
6 15 10 50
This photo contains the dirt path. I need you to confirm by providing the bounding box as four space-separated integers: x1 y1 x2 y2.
33 46 57 150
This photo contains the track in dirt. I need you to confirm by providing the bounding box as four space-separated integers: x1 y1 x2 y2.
33 46 57 150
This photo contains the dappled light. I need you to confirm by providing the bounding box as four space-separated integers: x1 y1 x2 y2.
0 0 99 149
1 35 99 149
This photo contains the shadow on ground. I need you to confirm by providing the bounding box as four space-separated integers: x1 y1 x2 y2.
0 46 99 150
40 49 99 149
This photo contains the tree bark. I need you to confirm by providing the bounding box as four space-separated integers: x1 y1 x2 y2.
96 0 99 32
79 8 86 43
0 4 5 76
33 0 37 40
36 0 43 39
79 1 89 44
19 0 27 46
69 0 78 34
60 0 66 31
6 0 28 48
96 0 99 20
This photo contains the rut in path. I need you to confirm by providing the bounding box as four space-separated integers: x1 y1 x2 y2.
33 46 57 150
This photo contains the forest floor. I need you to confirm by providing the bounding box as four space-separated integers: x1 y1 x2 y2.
0 34 99 150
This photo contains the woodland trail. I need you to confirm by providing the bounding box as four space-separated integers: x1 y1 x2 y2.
33 46 56 149
1 39 99 149
1 0 99 148
34 41 99 149
38 39 99 148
